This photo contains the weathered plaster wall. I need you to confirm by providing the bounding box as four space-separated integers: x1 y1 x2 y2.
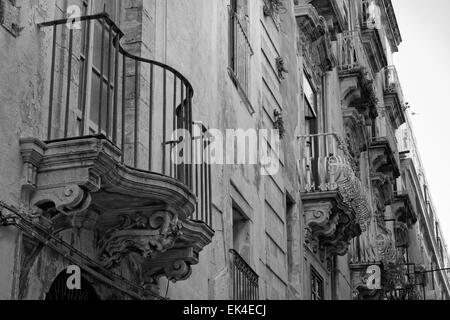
156 0 304 300
0 0 57 299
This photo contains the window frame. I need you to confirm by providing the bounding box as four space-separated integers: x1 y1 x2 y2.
303 70 319 162
311 267 324 301
74 0 120 136
229 0 253 103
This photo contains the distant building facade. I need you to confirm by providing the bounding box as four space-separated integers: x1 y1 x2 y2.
0 0 448 300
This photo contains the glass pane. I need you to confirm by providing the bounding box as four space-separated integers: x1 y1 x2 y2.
303 74 316 113
305 99 315 119
92 21 112 73
90 72 108 132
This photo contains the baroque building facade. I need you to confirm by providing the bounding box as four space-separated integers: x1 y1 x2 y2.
0 0 449 300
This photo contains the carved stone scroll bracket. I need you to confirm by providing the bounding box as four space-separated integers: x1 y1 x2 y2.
29 184 92 219
391 193 417 227
98 211 182 270
143 248 197 284
303 192 361 258
305 202 336 238
369 139 400 180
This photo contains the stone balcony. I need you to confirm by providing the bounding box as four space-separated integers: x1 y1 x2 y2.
337 30 379 126
16 14 214 297
383 66 407 128
295 0 349 37
299 133 372 258
359 0 390 73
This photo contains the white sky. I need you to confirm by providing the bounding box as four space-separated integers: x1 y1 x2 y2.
392 0 450 244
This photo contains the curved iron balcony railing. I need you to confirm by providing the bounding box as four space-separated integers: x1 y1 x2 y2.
39 13 212 227
299 133 372 227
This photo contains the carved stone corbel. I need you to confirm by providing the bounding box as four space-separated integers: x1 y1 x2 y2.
305 202 336 238
143 247 198 284
29 184 92 218
20 138 46 201
164 260 192 282
99 212 182 269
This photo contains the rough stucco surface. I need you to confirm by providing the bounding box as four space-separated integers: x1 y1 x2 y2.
0 0 54 299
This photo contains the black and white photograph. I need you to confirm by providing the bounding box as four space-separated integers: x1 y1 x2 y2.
0 0 449 311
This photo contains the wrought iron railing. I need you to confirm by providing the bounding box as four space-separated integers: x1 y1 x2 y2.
299 133 372 225
229 249 259 300
191 122 213 226
38 13 212 228
229 9 253 98
299 133 352 193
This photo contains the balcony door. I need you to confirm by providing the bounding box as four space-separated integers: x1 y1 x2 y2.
75 0 119 138
303 72 320 187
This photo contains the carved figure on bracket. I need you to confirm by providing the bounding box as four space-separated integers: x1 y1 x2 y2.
297 5 335 82
99 212 182 269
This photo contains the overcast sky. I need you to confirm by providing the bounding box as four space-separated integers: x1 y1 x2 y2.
392 0 450 245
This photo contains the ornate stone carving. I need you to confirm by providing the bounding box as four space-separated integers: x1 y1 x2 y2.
376 231 397 264
394 221 409 248
391 192 416 226
18 136 213 286
99 212 182 269
164 260 192 282
305 202 336 238
30 185 92 218
343 109 369 177
295 3 335 81
275 56 289 79
296 0 348 36
303 192 360 257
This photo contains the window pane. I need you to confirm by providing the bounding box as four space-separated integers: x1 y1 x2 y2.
92 21 113 73
311 269 324 301
303 75 316 113
90 73 108 132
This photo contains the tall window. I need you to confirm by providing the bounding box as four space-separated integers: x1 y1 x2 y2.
76 0 119 136
303 73 318 159
229 0 252 97
231 205 259 300
233 205 250 258
311 267 324 301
